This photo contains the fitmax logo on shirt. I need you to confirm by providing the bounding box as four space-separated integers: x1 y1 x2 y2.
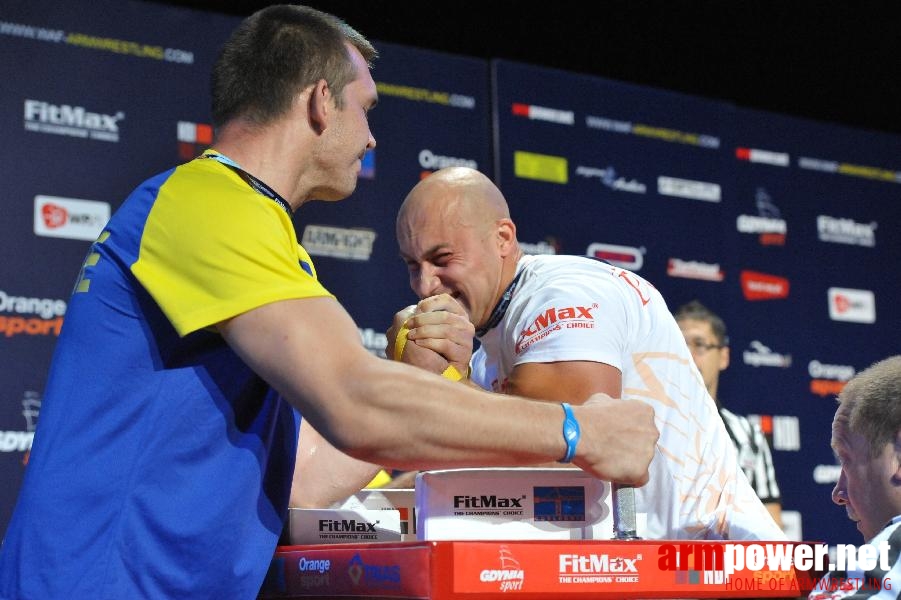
515 304 598 354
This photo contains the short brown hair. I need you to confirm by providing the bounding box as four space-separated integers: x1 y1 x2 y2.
211 4 377 128
840 355 901 456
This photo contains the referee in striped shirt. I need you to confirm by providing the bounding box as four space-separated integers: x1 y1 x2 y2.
675 300 783 528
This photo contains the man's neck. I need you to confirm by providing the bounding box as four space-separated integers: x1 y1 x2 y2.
476 249 526 338
213 120 307 211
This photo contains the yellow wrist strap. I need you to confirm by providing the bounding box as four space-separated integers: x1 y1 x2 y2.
394 321 466 381
365 469 393 489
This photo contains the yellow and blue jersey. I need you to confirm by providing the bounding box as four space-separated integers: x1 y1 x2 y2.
0 152 331 598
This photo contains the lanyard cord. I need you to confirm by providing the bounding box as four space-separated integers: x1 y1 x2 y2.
475 270 523 338
200 152 292 215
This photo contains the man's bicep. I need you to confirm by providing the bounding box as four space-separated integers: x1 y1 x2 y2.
217 296 369 415
505 361 622 403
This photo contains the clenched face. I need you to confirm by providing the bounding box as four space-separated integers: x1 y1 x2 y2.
397 195 506 329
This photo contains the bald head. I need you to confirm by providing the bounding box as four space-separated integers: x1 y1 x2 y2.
397 167 510 240
395 167 522 325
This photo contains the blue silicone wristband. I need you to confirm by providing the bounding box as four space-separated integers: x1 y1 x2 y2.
559 402 581 463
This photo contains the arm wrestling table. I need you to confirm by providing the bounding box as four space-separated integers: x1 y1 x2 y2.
259 540 816 599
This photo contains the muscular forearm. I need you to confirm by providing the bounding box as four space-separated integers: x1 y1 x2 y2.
221 296 656 485
328 355 655 486
328 355 569 470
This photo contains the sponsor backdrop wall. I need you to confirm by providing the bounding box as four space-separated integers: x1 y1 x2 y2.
1 0 898 549
492 60 901 547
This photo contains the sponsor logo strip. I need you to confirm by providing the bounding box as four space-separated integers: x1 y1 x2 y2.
511 103 574 125
735 147 790 166
586 115 720 149
799 156 901 184
657 176 721 202
376 82 475 109
666 259 723 282
301 225 377 261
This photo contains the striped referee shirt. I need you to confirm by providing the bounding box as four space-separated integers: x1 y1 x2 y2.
720 407 782 504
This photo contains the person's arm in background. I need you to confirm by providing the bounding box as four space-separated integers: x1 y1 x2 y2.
290 419 383 508
219 295 659 484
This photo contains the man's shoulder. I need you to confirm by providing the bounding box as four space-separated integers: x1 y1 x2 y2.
875 516 901 546
520 254 616 286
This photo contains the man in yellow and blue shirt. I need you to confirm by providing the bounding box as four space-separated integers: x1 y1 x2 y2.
0 6 659 599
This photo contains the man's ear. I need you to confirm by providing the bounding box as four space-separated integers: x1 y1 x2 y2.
892 430 901 479
308 79 331 134
497 218 517 256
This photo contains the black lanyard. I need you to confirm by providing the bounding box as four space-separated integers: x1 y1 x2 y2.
200 152 292 215
475 270 523 338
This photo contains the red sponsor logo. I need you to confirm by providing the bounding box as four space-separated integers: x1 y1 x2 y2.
41 202 68 228
515 304 597 354
759 233 785 245
740 271 789 301
834 295 852 313
598 250 634 265
587 242 644 271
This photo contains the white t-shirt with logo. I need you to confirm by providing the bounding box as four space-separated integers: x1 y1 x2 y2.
471 254 785 540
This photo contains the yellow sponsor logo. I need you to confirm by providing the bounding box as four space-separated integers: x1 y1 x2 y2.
587 114 720 149
376 82 475 109
632 123 702 145
836 162 898 182
66 32 164 59
377 82 450 104
800 156 901 184
514 151 568 184
0 20 194 64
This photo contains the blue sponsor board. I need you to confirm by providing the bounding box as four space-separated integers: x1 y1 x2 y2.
533 486 586 522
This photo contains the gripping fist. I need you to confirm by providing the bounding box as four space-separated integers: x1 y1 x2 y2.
386 294 474 378
572 394 658 486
